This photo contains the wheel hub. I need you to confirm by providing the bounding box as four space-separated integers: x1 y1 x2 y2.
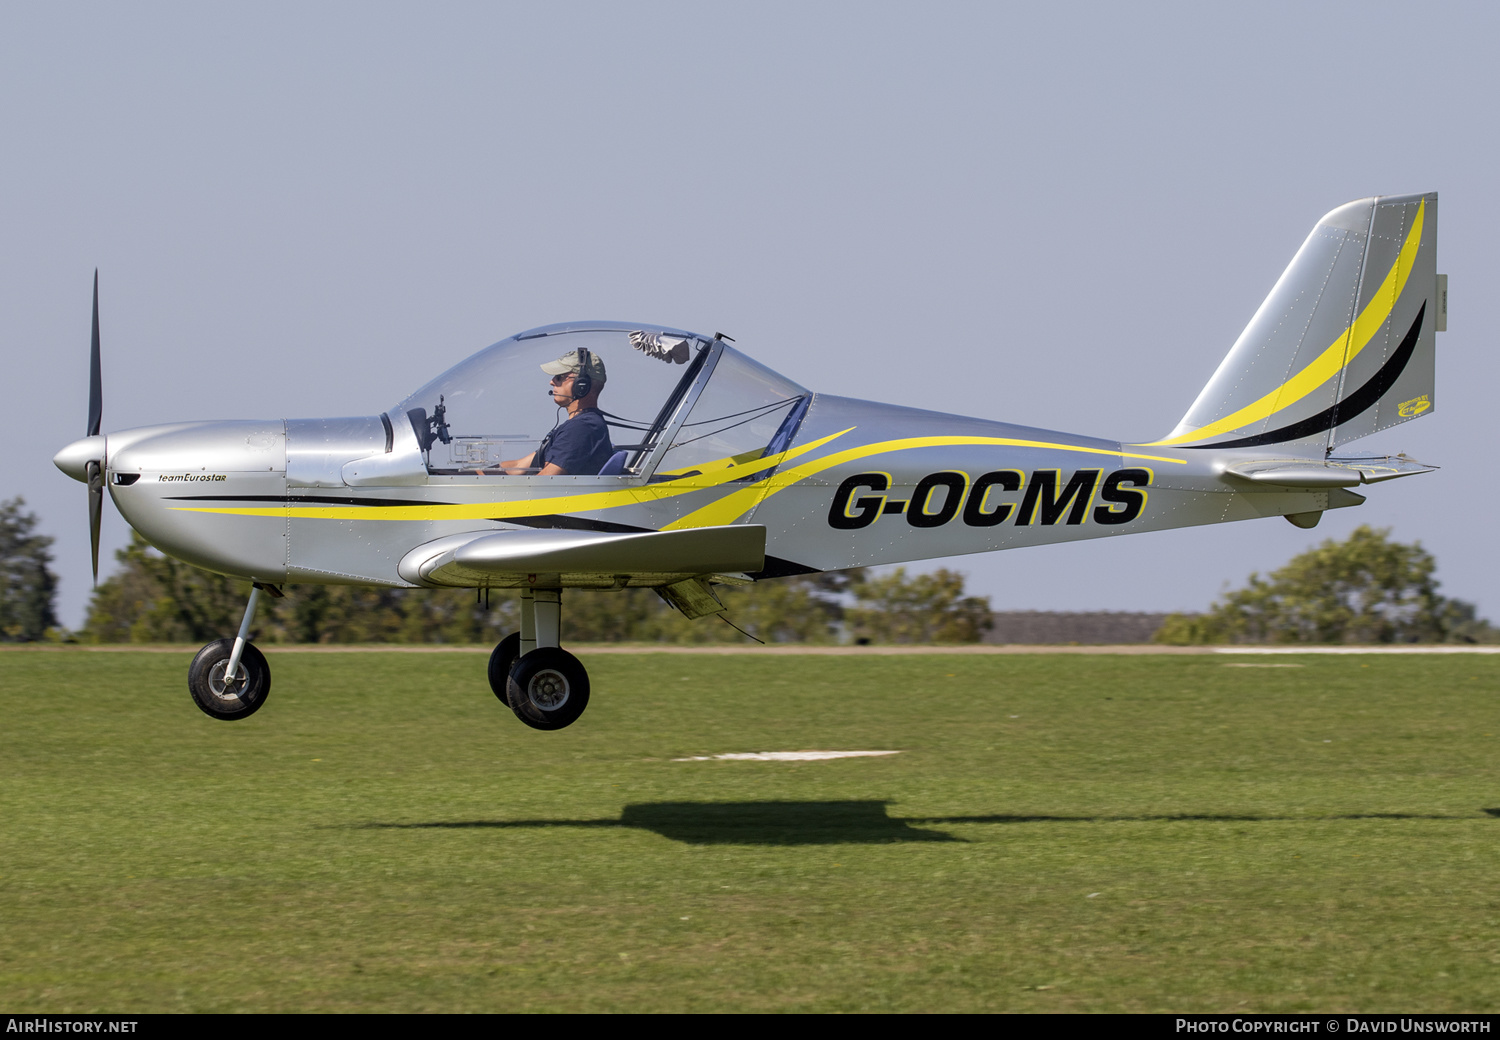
527 669 570 711
207 660 247 700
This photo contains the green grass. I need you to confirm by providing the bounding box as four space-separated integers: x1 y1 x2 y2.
1 649 1497 1012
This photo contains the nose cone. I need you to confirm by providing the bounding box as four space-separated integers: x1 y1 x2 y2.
104 420 289 583
54 435 107 483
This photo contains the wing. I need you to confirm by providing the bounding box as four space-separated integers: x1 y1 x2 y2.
398 525 767 589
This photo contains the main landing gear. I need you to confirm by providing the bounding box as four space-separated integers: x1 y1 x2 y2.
188 582 280 720
487 588 591 730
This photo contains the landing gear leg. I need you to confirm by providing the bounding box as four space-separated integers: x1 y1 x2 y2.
494 587 591 730
188 584 272 720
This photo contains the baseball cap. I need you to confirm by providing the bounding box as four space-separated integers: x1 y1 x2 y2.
540 349 607 385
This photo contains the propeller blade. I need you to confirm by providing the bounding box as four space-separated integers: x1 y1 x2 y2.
88 270 102 437
86 460 103 586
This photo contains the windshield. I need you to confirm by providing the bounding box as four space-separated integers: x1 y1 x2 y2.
394 323 709 475
656 346 809 479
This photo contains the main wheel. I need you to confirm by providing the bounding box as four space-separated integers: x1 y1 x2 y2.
487 633 521 704
188 638 271 721
506 647 590 730
489 633 563 729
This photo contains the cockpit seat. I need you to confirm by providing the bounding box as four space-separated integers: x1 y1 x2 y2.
599 450 629 476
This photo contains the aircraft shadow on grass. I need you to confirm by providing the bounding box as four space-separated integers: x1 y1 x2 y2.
365 800 957 845
358 802 1500 846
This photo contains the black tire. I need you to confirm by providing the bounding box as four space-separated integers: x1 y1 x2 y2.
506 647 590 730
487 632 521 704
490 634 568 730
188 638 271 721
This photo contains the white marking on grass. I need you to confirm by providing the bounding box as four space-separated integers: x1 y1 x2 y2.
1223 663 1304 668
672 750 901 762
1215 646 1500 655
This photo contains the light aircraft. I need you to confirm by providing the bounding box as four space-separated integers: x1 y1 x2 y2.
55 192 1446 729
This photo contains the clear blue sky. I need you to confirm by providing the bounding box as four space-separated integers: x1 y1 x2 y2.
4 2 1494 629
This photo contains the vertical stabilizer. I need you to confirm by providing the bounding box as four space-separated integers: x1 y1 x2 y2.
1151 193 1439 454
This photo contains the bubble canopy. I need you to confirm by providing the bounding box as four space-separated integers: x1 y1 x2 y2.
392 322 809 477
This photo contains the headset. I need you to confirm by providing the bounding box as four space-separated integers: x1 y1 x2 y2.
544 348 596 402
571 347 594 400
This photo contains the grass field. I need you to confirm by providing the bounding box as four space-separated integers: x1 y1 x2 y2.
1 647 1497 1013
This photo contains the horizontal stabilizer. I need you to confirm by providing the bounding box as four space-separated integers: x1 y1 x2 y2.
1222 455 1437 488
398 525 766 588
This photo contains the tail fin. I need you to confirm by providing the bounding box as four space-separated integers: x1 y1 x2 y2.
1151 193 1441 454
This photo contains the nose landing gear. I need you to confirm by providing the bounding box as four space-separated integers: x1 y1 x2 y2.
188 583 280 720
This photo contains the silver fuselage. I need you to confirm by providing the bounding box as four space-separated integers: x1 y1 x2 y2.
97 395 1362 589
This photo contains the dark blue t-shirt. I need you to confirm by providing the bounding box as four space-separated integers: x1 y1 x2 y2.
534 408 614 475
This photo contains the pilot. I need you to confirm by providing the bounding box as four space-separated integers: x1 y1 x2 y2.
499 349 614 475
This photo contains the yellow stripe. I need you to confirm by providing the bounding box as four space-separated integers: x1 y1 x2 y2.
664 436 1185 530
169 429 853 522
1147 198 1425 447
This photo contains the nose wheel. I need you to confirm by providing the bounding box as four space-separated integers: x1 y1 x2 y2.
188 638 271 720
187 582 278 721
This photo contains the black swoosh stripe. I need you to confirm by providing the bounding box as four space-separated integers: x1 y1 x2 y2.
749 556 821 579
1189 302 1426 450
504 514 654 534
164 494 454 507
504 514 819 578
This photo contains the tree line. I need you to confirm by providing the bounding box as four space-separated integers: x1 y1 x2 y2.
2 497 1492 645
0 498 58 641
3 497 993 645
79 532 992 646
1154 525 1495 645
